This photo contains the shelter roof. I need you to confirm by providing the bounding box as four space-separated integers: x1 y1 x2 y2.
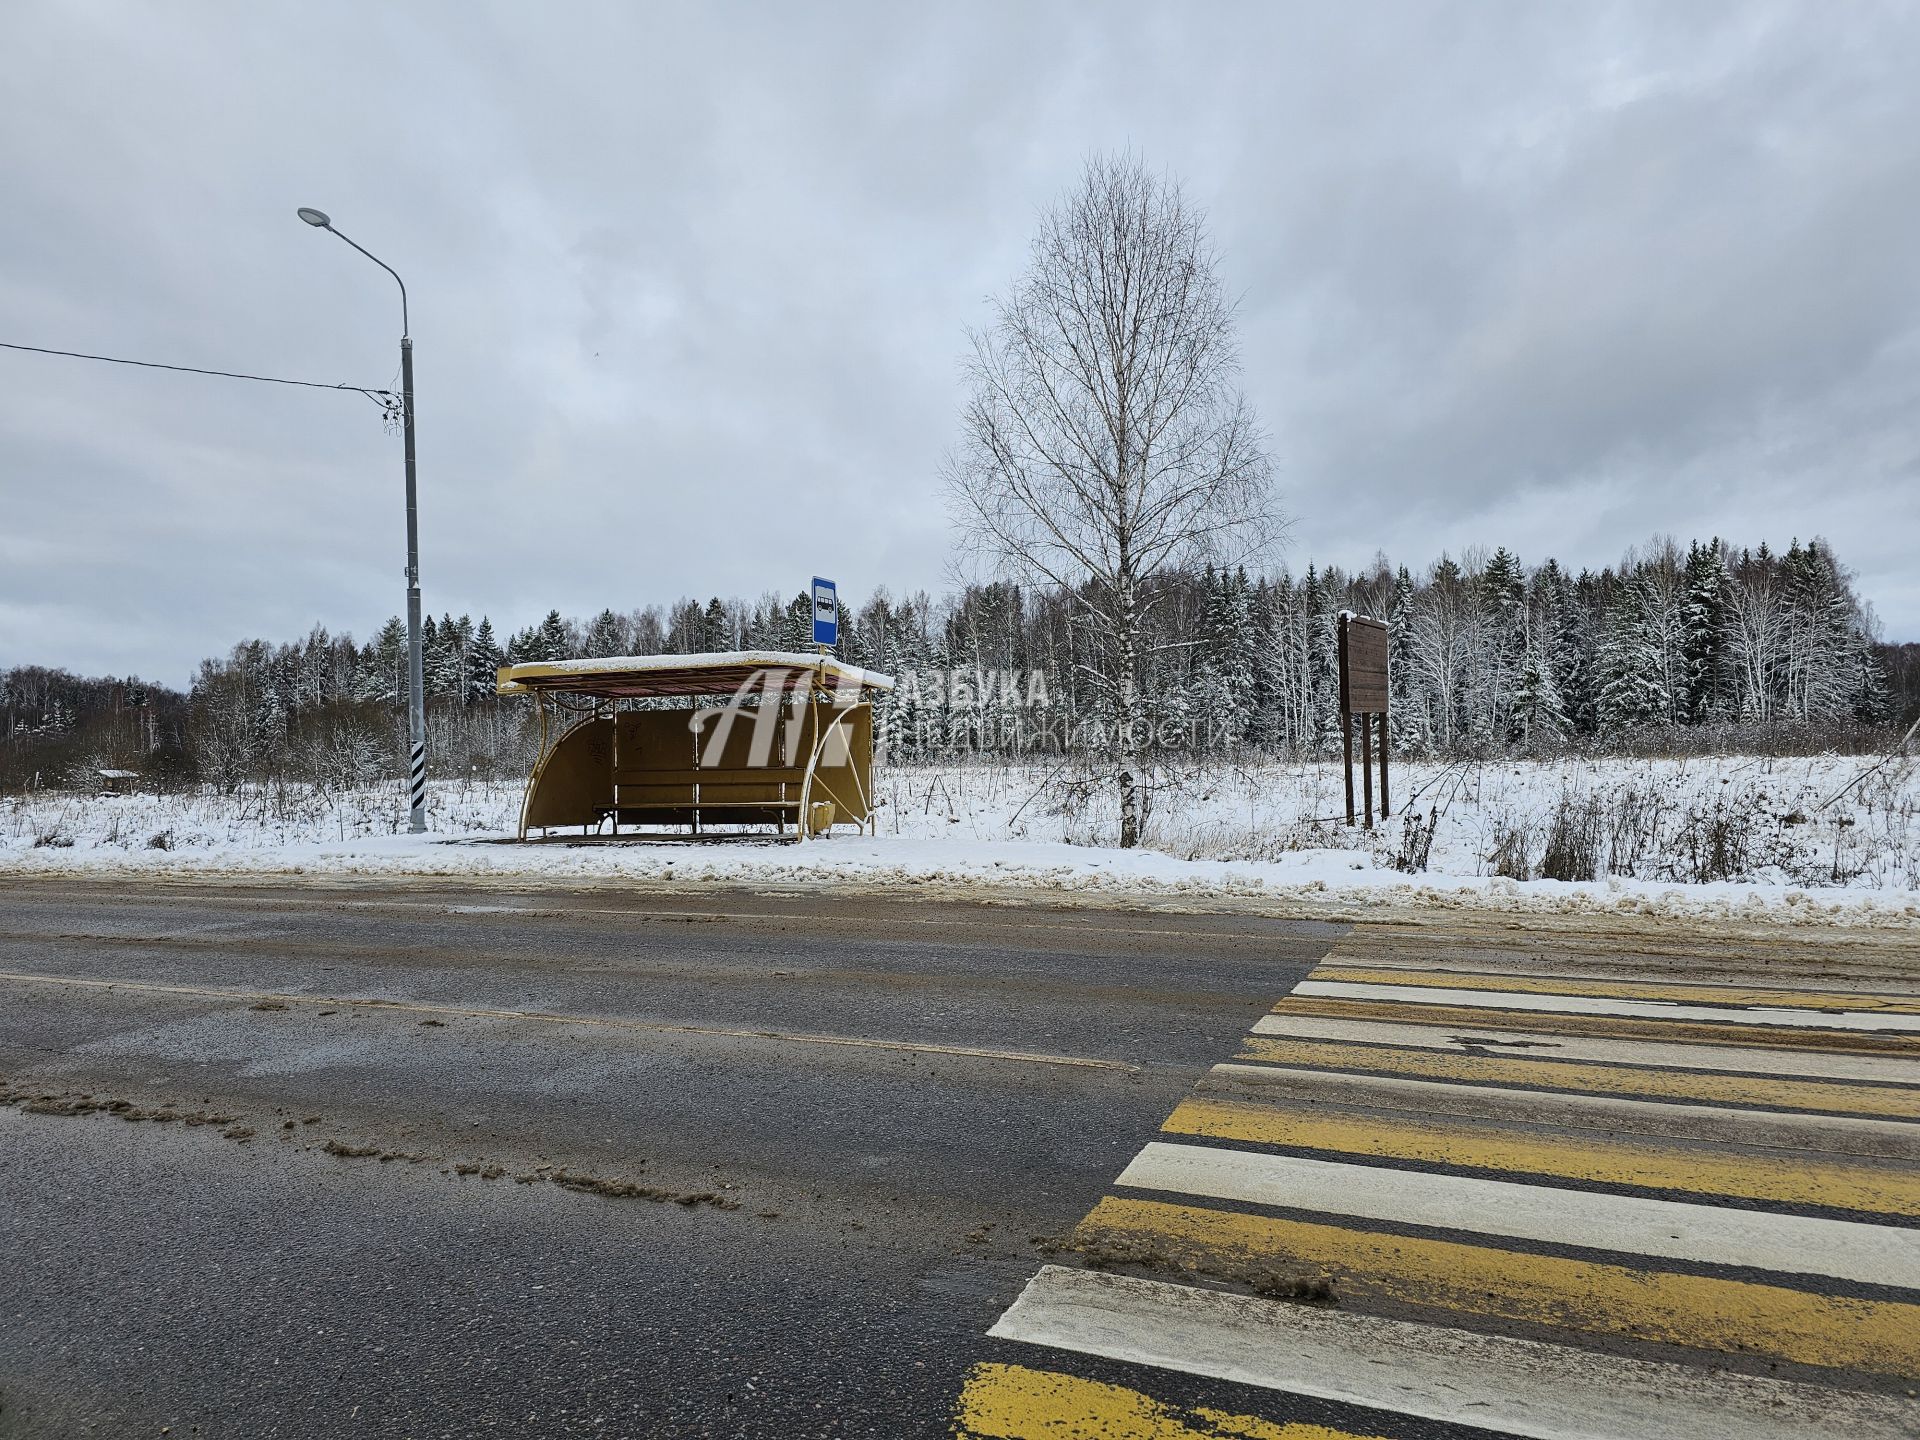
495 650 894 699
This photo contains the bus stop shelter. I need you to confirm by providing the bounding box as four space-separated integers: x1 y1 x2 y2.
495 651 893 841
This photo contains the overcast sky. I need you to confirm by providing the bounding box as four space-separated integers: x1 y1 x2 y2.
4 1 1917 684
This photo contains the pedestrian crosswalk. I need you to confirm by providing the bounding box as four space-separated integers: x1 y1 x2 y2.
954 941 1920 1439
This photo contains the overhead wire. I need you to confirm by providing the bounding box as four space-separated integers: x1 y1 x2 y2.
0 340 397 413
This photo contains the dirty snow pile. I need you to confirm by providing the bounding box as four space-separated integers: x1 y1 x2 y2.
3 754 1916 926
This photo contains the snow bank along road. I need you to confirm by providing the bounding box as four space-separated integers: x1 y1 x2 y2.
0 881 1914 1438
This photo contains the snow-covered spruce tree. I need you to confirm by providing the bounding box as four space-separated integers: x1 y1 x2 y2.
1190 568 1226 742
777 592 810 652
887 605 939 762
1527 560 1580 737
294 624 335 710
1245 577 1283 748
945 153 1278 846
1565 568 1608 734
1512 648 1569 748
419 615 440 688
1386 566 1427 754
1193 566 1255 749
943 601 984 755
534 610 572 663
502 624 537 667
1478 547 1528 742
466 618 502 704
1223 567 1257 746
1596 575 1670 735
1681 540 1732 724
424 613 467 701
702 597 732 652
581 608 627 660
1303 566 1342 754
355 616 407 704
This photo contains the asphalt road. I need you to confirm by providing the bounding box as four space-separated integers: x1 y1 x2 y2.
5 879 1915 1440
0 879 1357 1439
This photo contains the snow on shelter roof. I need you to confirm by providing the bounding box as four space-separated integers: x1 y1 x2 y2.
495 650 894 699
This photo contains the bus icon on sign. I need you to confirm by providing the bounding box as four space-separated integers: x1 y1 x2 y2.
811 577 838 647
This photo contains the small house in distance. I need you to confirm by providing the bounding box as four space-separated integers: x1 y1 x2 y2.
495 651 893 841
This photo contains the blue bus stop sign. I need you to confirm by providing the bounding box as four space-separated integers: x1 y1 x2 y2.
812 577 838 647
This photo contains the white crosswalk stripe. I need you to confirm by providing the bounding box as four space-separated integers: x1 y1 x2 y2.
989 1266 1920 1440
1292 978 1920 1031
1251 1011 1920 1081
1115 1139 1918 1286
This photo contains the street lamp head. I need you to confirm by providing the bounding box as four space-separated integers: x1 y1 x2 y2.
296 207 332 229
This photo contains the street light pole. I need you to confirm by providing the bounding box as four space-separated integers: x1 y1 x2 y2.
297 207 427 833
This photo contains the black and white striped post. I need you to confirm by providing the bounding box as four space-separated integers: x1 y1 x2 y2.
298 207 429 833
407 736 428 822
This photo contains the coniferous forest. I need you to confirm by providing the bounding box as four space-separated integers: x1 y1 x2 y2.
2 535 1908 794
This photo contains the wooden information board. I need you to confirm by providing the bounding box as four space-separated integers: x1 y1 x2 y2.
1337 614 1390 828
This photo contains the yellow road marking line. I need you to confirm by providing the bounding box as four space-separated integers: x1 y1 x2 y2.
1309 966 1920 1015
1206 1063 1920 1161
1077 1197 1920 1378
1161 1096 1920 1215
0 970 1133 1072
954 1361 1380 1440
1237 1036 1920 1119
1270 996 1920 1054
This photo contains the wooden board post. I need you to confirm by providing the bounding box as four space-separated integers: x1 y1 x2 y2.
1337 613 1391 827
1359 700 1374 830
1378 711 1390 819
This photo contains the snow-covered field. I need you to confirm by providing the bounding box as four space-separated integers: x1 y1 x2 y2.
3 754 1915 926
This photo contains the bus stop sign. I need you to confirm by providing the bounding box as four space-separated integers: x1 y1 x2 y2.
812 577 838 647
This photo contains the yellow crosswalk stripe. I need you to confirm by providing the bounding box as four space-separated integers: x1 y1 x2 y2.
1160 1095 1920 1215
1076 1196 1920 1378
1309 966 1920 1015
1270 995 1920 1054
954 1361 1384 1440
1237 1035 1920 1119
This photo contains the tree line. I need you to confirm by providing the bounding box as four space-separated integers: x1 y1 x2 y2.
1 533 1901 795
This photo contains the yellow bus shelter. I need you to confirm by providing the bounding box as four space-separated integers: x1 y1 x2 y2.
495 651 893 841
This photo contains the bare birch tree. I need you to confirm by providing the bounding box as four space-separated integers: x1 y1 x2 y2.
945 154 1278 846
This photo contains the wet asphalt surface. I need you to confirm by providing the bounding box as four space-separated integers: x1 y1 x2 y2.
0 879 1397 1439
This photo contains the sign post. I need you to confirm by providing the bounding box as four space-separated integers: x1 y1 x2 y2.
811 577 839 650
1337 613 1390 829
